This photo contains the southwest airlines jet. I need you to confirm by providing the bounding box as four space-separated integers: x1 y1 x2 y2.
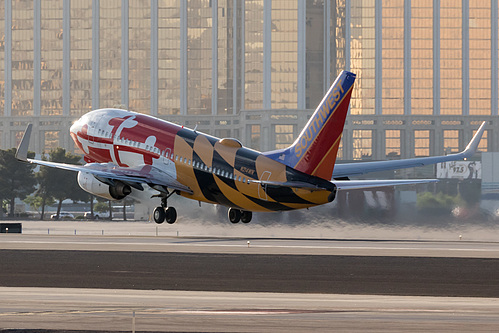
16 71 485 224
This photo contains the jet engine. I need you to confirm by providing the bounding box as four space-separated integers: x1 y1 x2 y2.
77 172 132 201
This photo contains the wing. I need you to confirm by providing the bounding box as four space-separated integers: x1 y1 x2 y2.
15 124 192 194
332 121 486 178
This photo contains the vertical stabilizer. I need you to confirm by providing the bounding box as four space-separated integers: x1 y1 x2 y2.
264 71 356 180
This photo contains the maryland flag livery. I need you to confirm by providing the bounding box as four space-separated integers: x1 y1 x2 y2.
16 71 485 224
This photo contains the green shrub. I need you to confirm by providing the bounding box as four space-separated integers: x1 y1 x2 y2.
417 192 462 209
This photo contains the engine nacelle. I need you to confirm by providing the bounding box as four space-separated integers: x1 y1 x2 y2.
77 172 132 201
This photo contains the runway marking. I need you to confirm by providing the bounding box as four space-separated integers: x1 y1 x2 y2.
2 239 499 253
0 308 485 317
2 238 499 259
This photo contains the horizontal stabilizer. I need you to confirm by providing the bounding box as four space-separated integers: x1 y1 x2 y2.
253 178 435 192
15 124 32 161
251 179 334 192
333 179 438 191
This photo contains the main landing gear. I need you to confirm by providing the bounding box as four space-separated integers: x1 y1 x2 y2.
228 208 252 224
153 192 177 224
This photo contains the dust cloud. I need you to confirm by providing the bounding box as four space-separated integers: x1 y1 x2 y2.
160 197 499 242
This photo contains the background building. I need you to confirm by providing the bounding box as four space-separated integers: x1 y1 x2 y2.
0 0 497 166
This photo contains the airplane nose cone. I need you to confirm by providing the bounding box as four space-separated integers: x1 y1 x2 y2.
70 119 81 135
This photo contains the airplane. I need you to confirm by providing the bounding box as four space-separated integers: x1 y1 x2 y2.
15 70 486 224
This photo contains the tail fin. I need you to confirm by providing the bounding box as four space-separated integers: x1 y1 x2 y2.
264 71 356 180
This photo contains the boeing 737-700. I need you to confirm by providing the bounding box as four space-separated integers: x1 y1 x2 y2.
16 71 485 224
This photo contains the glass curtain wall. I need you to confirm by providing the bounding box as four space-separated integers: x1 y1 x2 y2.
244 0 264 110
350 0 375 115
11 1 34 116
40 0 63 116
440 0 462 115
381 0 404 115
187 0 212 115
129 1 151 114
271 1 298 109
469 0 491 115
217 0 232 115
411 0 433 115
70 0 92 117
0 1 4 115
305 0 324 109
99 0 122 109
158 0 181 115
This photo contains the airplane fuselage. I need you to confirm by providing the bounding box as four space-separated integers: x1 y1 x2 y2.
70 109 335 212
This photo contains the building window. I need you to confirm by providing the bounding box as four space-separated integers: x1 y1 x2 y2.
12 131 25 149
43 131 60 152
414 130 430 157
215 129 231 138
474 128 488 152
385 130 401 158
249 124 260 150
443 130 461 153
274 124 294 149
352 129 373 160
336 138 344 161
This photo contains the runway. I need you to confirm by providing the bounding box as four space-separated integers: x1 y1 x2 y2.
2 288 499 332
1 248 499 297
1 220 499 331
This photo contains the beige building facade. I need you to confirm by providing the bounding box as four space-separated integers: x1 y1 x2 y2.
0 0 498 163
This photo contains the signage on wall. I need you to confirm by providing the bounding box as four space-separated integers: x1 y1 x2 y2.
437 161 481 179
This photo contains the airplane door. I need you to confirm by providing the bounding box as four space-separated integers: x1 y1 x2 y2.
258 171 271 201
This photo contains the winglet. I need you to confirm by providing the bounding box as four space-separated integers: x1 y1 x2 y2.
460 121 486 159
15 124 32 161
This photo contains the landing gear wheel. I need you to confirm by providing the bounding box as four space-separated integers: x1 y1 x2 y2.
165 207 177 224
153 206 165 224
228 208 241 224
241 211 252 223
